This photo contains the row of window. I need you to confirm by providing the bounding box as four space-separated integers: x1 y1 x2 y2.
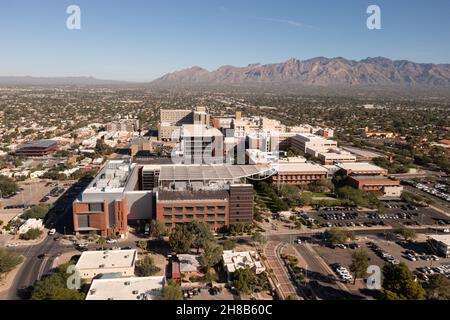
163 206 226 213
163 214 226 220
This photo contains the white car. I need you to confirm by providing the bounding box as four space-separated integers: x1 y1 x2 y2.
77 243 89 248
106 239 118 244
443 229 450 233
294 239 302 244
48 229 56 235
6 243 18 248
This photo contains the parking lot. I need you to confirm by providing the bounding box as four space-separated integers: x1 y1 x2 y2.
309 201 450 230
314 234 450 287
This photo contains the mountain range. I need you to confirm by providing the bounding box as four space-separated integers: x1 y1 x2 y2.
152 57 450 87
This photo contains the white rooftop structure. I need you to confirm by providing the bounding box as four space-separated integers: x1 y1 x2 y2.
222 250 265 275
86 276 165 300
335 162 386 174
276 163 329 174
158 164 273 181
84 160 136 193
76 249 137 271
181 124 223 137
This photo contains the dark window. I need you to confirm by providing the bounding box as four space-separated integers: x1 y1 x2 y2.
88 203 103 212
78 215 89 228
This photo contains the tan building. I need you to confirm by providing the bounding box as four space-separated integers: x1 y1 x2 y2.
75 249 137 280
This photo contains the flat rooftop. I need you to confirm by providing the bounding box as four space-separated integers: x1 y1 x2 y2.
16 139 57 149
158 190 229 201
86 276 165 300
84 160 135 193
181 124 223 137
350 175 399 182
76 249 137 270
158 164 273 181
336 162 385 172
429 234 450 245
276 163 328 173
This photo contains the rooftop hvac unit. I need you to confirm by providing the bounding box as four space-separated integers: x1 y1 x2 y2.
124 281 131 286
132 290 139 295
90 289 96 295
99 264 105 268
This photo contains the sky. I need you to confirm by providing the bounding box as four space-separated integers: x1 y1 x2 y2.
0 0 449 81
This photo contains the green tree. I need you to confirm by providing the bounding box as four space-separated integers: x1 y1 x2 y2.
423 274 450 300
382 263 425 300
394 227 417 241
137 240 148 252
22 205 50 220
233 267 257 294
150 220 166 239
0 248 23 274
187 221 213 253
203 267 218 285
349 250 369 284
94 139 114 156
31 263 85 300
251 232 267 245
20 228 42 240
222 239 236 251
0 175 19 197
200 241 223 269
138 256 161 276
161 279 184 300
169 224 194 254
323 227 354 245
97 237 106 249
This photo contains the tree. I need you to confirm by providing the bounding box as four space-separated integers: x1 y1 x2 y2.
382 263 425 300
169 224 194 254
323 228 354 245
423 274 450 300
233 267 257 294
394 227 417 241
31 263 85 300
0 175 19 197
138 256 161 276
349 250 369 284
203 267 218 285
137 240 148 252
200 241 223 269
150 220 166 239
222 239 236 251
94 139 114 156
20 228 42 240
252 232 267 245
161 279 184 300
0 248 23 274
187 221 213 253
280 185 302 207
97 237 106 249
22 205 49 220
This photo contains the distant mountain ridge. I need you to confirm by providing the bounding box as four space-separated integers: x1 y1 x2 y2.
0 76 130 86
152 57 450 87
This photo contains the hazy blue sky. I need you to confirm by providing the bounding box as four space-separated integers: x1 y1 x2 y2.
1 0 449 81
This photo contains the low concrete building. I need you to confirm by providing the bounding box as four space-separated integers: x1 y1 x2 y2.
222 250 265 281
75 249 137 280
86 276 165 300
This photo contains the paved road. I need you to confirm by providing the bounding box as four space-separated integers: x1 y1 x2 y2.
405 186 450 214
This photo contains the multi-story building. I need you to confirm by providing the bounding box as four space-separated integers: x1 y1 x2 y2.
291 134 338 153
335 162 388 176
72 160 154 237
179 124 224 164
106 119 139 132
156 190 229 231
159 108 209 141
271 163 329 185
15 140 58 156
